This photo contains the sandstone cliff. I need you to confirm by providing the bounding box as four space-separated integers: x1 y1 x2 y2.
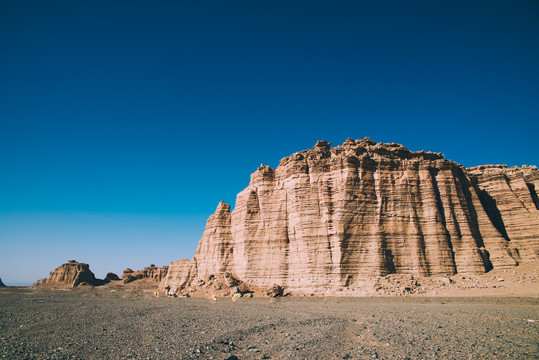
161 138 538 295
36 260 101 288
468 165 539 263
122 264 168 284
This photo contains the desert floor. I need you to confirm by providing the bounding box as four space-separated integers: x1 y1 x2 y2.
0 288 538 360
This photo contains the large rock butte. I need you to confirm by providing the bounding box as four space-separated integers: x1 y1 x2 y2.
35 260 101 288
160 138 539 294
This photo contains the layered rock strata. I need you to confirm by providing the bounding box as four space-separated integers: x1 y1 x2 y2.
122 265 168 284
36 260 101 288
468 165 539 262
161 138 538 294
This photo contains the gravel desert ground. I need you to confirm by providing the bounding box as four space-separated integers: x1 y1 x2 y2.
1 288 537 360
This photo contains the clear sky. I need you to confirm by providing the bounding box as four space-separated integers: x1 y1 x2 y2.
1 1 538 285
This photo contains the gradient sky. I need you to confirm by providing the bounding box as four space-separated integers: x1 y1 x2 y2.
1 1 538 285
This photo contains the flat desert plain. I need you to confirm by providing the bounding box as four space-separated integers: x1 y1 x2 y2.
0 288 537 359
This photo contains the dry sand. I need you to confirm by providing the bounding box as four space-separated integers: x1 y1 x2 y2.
1 287 538 360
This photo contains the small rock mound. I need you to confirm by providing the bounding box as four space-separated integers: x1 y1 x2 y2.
105 272 121 281
166 272 260 298
30 278 47 288
268 284 284 297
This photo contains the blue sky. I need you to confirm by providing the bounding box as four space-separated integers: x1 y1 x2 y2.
1 1 538 285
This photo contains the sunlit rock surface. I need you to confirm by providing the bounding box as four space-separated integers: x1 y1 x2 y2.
34 260 99 288
468 164 539 263
161 138 538 294
121 264 168 284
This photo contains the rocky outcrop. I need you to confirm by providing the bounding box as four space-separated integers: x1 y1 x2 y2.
105 272 121 281
160 260 196 294
37 260 101 288
161 138 537 295
468 165 539 262
33 262 169 289
121 265 168 284
31 278 47 287
0 277 5 287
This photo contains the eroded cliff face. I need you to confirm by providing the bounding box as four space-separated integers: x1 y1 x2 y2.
159 259 196 295
36 260 99 288
468 165 539 263
162 138 537 294
121 264 168 284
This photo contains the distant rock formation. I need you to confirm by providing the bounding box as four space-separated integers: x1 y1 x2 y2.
105 272 121 281
121 264 168 284
161 138 539 295
0 277 5 287
34 260 102 288
32 261 170 289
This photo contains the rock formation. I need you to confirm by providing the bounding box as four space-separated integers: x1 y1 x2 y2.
105 272 121 281
121 264 168 284
0 277 5 287
161 138 538 295
32 261 170 289
468 165 539 263
36 260 101 288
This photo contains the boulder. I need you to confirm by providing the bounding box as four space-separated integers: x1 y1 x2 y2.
268 284 284 297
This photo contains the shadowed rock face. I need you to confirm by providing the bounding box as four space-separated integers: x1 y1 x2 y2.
161 138 538 294
468 165 539 263
0 277 5 287
105 272 121 281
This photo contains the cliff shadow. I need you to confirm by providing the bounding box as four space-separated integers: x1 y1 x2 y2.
429 167 457 272
475 187 510 242
457 169 494 272
526 183 539 210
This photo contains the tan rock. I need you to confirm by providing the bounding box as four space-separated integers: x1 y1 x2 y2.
159 259 196 295
468 165 539 262
236 282 250 294
161 138 535 295
268 284 284 297
121 264 168 284
30 278 47 287
37 260 99 288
